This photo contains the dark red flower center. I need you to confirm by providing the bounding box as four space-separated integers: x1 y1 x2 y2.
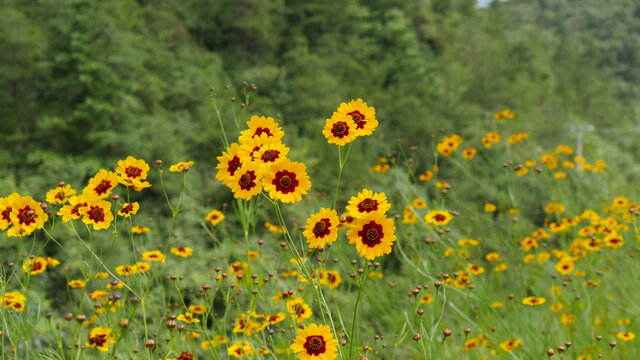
358 198 378 213
88 334 107 347
31 260 43 272
305 335 327 355
261 149 280 162
254 127 272 137
18 206 36 225
359 221 383 247
434 214 447 223
121 204 133 214
331 122 349 138
312 219 331 238
239 171 257 190
88 206 105 223
274 171 298 194
348 110 366 129
55 191 65 201
125 166 142 179
1 207 11 222
177 352 194 360
94 180 111 195
227 156 241 176
71 202 87 216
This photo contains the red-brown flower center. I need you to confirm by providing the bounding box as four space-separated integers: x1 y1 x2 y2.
55 191 65 201
274 171 299 194
177 352 194 360
31 260 43 272
1 207 11 222
331 122 349 138
239 171 257 190
94 180 111 195
227 156 241 176
261 149 280 162
254 127 272 137
304 335 327 355
88 206 105 223
348 110 366 129
88 334 107 347
434 214 447 223
18 206 36 226
359 221 383 247
357 198 378 213
121 204 133 214
312 219 331 238
125 166 142 179
71 202 87 216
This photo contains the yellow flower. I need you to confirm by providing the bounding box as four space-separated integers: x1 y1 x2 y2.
85 327 116 352
419 171 433 181
23 257 48 275
67 279 86 288
522 297 546 306
516 167 528 176
263 159 311 203
169 161 194 172
617 331 636 341
320 270 343 289
117 202 139 217
227 161 263 200
216 143 243 186
303 208 340 248
537 252 551 263
467 263 485 275
458 239 479 247
462 147 477 159
286 297 313 323
171 246 193 258
253 140 290 167
132 225 150 234
494 263 507 272
8 195 48 237
336 98 378 137
550 303 564 312
115 264 137 276
525 160 537 167
227 340 255 358
115 156 151 190
346 212 396 260
83 169 119 199
420 294 433 304
491 301 503 309
424 210 453 226
346 189 391 218
142 250 166 262
57 195 90 222
81 197 114 231
487 131 500 143
322 112 358 145
239 115 285 144
290 323 339 360
618 318 631 325
604 233 624 248
485 252 500 262
177 312 200 324
188 305 206 315
560 313 575 325
45 184 77 205
484 203 496 213
411 198 427 209
499 339 521 352
205 209 225 226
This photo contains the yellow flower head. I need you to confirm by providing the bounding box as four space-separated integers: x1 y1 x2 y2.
239 115 285 144
322 112 357 146
347 212 396 260
46 184 77 205
522 296 546 306
142 250 166 262
68 280 86 288
171 246 193 258
263 159 311 203
462 147 477 159
81 197 114 231
346 189 391 219
86 327 116 352
290 323 339 360
9 195 48 237
115 156 151 190
336 98 378 137
216 143 243 186
205 209 225 226
0 193 20 231
286 297 313 323
424 210 453 226
117 202 139 217
303 208 340 248
83 169 119 199
227 340 255 358
228 161 264 200
23 257 48 275
169 161 194 172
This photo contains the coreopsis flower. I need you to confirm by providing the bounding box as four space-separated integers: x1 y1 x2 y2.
303 208 339 248
499 339 521 352
286 297 313 323
68 280 86 288
45 184 77 205
228 162 263 200
522 297 546 306
81 197 114 230
177 312 200 324
336 98 378 137
171 246 193 258
458 239 479 247
23 257 48 275
115 156 151 190
467 264 485 275
107 281 124 290
347 212 396 260
265 313 286 326
462 147 477 159
216 143 243 185
494 110 514 121
89 290 109 300
169 161 194 172
265 221 285 233
115 264 137 276
94 272 108 279
263 159 311 203
322 112 357 145
420 294 433 304
9 195 47 237
411 198 427 209
188 305 206 315
486 132 500 143
1 291 26 312
118 202 139 217
484 203 496 213
135 261 151 272
239 115 285 144
85 327 116 352
290 323 339 360
560 313 575 325
604 233 624 248
132 225 150 234
320 270 343 289
142 250 166 262
83 169 119 198
227 340 255 358
166 352 195 360
253 141 290 167
58 195 90 222
419 170 434 181
346 189 391 219
481 137 491 148
424 210 453 226
0 193 20 231
617 331 636 341
205 210 225 226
